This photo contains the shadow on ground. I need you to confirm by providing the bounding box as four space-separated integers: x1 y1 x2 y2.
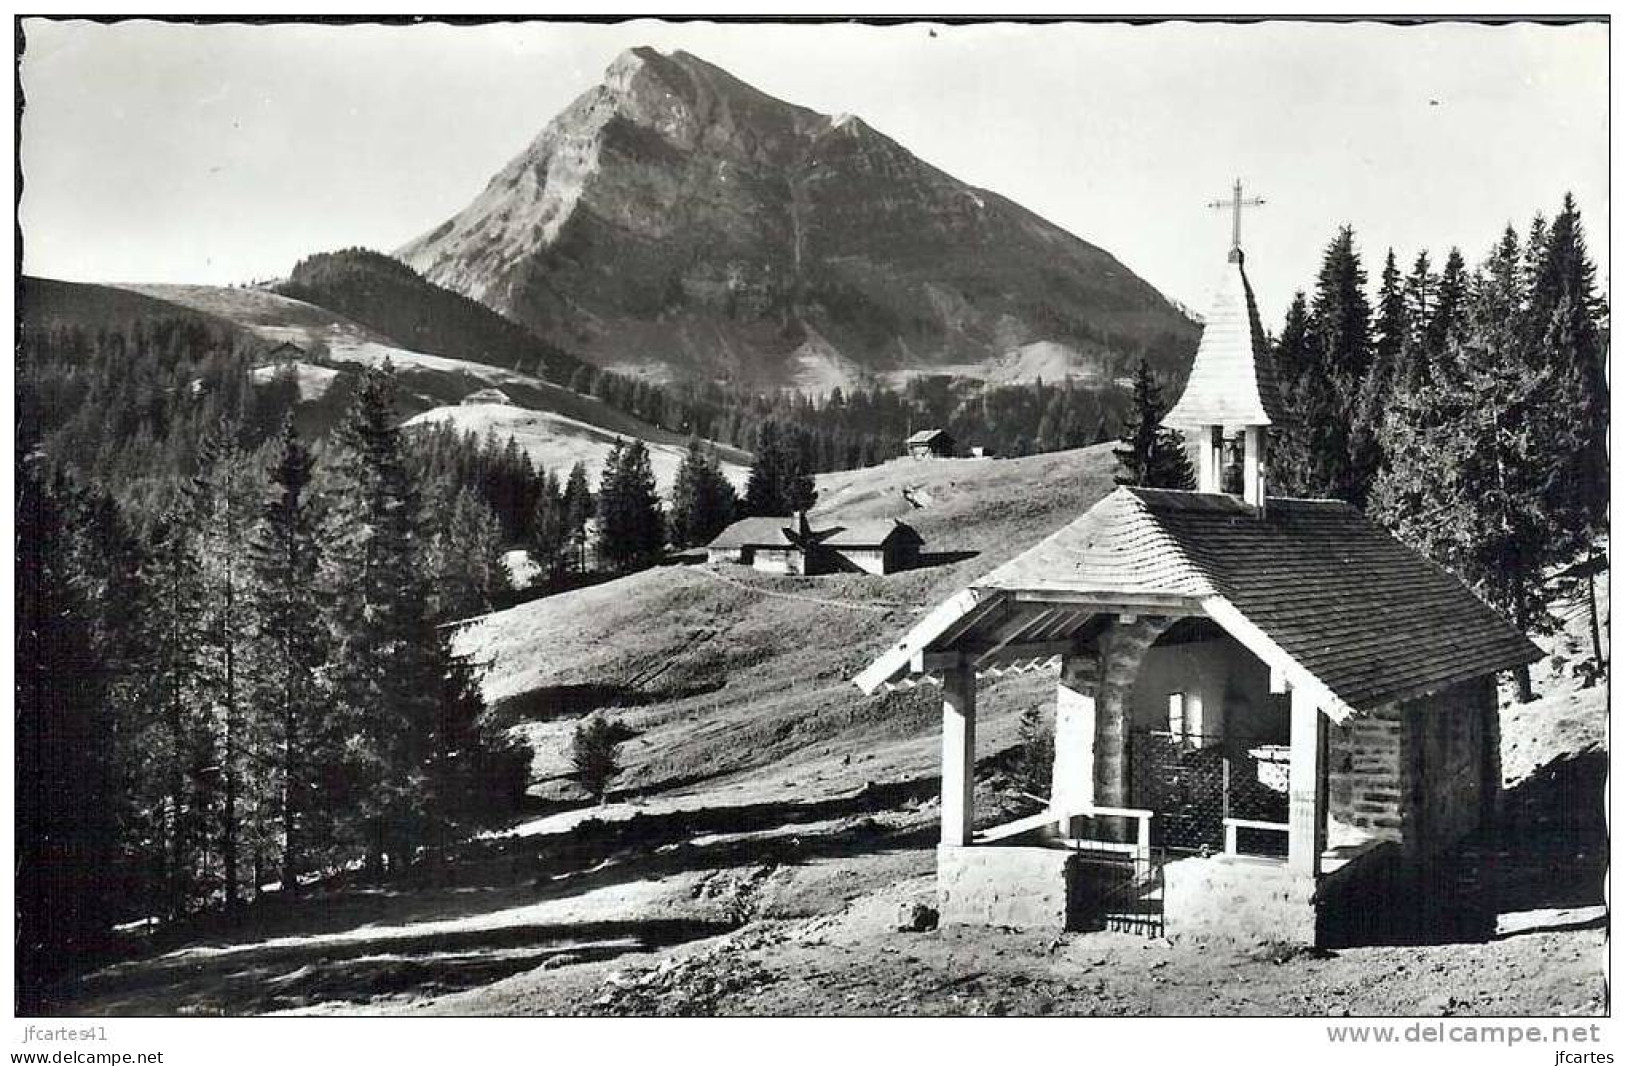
1321 749 1606 949
43 777 944 1016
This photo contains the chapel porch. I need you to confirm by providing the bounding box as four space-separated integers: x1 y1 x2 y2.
859 589 1407 944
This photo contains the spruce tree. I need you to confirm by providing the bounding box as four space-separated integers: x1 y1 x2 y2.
1274 227 1373 503
530 470 569 581
245 421 334 892
744 419 817 516
561 462 593 572
1527 194 1608 542
16 445 116 1007
187 420 257 908
670 436 738 547
1426 247 1470 379
1112 360 1195 490
142 501 214 916
320 364 440 869
1372 226 1569 702
1346 250 1409 508
596 439 666 571
1526 194 1609 675
425 484 505 621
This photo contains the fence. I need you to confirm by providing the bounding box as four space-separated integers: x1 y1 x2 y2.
1128 730 1290 855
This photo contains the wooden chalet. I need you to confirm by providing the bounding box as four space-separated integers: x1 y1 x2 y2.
907 428 956 459
707 513 923 576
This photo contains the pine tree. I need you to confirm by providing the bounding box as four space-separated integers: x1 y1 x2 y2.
426 485 505 621
1112 360 1195 490
1275 227 1373 503
596 439 666 571
245 421 334 893
16 445 116 1007
670 436 738 547
1346 250 1410 508
320 364 440 870
187 420 258 908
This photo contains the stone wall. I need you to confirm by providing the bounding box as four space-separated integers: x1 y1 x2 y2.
1327 703 1406 848
1163 854 1317 944
1326 678 1497 855
937 846 1078 932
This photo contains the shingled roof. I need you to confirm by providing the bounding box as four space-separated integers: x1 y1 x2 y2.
707 516 796 550
1162 256 1291 430
821 520 922 549
859 487 1540 716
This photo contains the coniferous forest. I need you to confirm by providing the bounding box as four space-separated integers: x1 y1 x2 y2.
1267 195 1609 699
15 359 535 1009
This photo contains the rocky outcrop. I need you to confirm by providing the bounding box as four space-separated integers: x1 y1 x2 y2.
399 47 1198 389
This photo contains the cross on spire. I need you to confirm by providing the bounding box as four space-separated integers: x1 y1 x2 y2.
1208 178 1265 262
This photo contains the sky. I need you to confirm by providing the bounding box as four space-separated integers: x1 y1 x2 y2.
18 17 1610 325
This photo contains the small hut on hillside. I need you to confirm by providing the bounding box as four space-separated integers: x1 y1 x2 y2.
706 514 923 575
907 428 956 459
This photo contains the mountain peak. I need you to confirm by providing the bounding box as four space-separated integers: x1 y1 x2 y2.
397 50 1197 391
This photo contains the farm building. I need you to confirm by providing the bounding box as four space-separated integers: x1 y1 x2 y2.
907 428 956 459
855 226 1541 946
706 513 923 575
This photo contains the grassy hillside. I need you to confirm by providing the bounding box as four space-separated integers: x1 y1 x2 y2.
456 446 1122 809
22 276 249 336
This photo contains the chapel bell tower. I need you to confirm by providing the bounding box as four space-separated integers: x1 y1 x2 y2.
1161 179 1290 509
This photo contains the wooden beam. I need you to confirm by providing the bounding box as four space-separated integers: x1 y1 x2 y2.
1202 595 1355 722
966 638 1085 668
853 587 1004 695
914 649 961 672
1010 590 1203 612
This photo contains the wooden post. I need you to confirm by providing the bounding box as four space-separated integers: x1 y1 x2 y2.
1288 687 1326 876
1197 425 1224 493
1243 425 1267 510
940 663 976 847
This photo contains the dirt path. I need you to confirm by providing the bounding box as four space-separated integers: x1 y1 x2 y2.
393 882 1607 1018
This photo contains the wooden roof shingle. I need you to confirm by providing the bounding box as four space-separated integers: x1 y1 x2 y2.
1162 256 1292 430
978 487 1540 712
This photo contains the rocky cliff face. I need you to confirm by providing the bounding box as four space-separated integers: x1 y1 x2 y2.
398 47 1197 390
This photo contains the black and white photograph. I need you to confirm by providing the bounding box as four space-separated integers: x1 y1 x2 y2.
11 10 1612 1049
